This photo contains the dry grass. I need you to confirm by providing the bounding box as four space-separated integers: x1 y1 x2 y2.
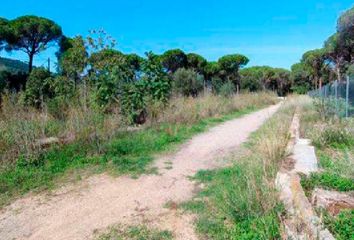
157 92 278 124
0 91 278 167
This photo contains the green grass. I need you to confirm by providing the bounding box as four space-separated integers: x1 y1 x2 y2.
183 165 284 240
300 101 354 191
301 172 354 193
300 140 353 193
319 209 354 240
95 225 173 240
0 106 258 207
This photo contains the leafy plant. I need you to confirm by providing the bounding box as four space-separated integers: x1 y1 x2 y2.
172 68 204 97
219 81 236 97
321 209 354 240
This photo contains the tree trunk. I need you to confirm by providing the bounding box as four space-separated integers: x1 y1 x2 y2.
336 65 341 83
28 53 34 73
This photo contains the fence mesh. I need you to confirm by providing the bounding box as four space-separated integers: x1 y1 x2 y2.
308 75 354 118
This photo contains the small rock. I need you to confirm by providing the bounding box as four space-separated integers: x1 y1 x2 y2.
312 188 354 215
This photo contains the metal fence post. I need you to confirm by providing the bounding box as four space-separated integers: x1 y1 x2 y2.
346 75 350 118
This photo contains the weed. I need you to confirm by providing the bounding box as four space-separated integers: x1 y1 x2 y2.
319 209 354 240
301 172 354 192
95 224 173 240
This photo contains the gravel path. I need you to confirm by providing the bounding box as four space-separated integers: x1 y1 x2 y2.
0 104 280 240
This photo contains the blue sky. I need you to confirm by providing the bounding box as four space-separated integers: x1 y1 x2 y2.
0 0 353 70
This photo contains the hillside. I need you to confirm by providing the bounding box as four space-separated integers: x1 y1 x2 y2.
0 57 28 73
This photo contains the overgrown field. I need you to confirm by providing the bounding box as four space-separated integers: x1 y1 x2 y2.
300 97 354 239
180 97 300 239
0 92 277 207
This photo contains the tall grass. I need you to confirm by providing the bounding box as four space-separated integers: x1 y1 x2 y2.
0 92 277 167
182 97 298 240
0 92 278 207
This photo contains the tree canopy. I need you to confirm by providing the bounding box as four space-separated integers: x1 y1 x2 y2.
5 15 62 72
160 49 187 73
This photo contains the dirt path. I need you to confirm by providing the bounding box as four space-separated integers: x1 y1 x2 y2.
0 104 280 240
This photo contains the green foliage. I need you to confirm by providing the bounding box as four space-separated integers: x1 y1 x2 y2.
89 49 126 72
218 54 249 90
5 15 62 72
121 52 170 124
239 67 263 92
211 76 224 93
218 54 249 73
337 6 354 63
205 61 220 81
186 53 207 74
172 68 204 97
219 81 236 97
141 52 170 103
120 82 147 124
301 172 354 192
322 209 354 240
0 57 28 73
59 36 88 80
160 49 187 73
239 66 292 95
22 67 51 106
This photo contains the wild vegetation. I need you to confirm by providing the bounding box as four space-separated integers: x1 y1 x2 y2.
299 99 354 239
0 92 277 207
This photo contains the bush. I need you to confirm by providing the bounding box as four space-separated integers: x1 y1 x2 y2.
172 68 203 97
218 81 236 97
211 76 223 93
22 68 51 107
120 82 147 124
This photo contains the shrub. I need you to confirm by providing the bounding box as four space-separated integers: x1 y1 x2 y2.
172 68 203 97
218 81 236 97
22 67 51 106
211 76 223 93
120 82 147 124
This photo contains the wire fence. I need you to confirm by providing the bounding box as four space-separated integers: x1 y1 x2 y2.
308 75 354 118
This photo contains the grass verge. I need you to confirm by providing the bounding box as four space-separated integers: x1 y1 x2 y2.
180 98 298 240
300 96 354 239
